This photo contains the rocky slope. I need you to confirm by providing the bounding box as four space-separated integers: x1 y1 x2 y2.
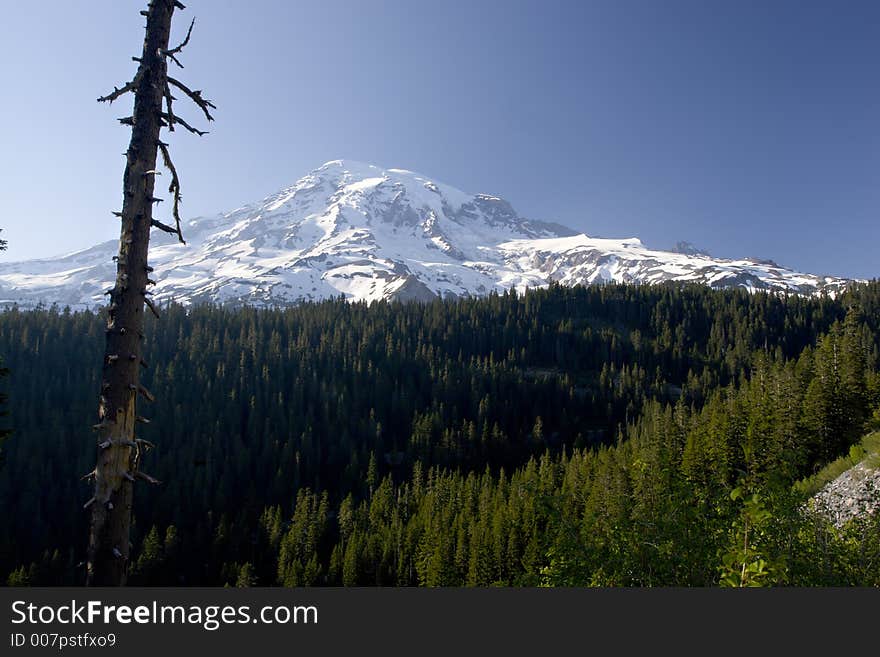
810 459 880 529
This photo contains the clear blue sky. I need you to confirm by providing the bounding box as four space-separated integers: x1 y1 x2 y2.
0 0 877 278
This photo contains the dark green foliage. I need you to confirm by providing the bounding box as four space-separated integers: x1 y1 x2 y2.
1 281 879 585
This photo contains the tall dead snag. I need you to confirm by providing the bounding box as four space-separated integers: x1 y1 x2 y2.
87 0 213 586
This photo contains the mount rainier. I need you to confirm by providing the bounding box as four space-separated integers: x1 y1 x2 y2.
0 160 850 308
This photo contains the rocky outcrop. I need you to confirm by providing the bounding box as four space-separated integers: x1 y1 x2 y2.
390 276 437 303
809 461 880 529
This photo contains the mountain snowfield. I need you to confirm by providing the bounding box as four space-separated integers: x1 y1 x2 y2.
0 160 851 309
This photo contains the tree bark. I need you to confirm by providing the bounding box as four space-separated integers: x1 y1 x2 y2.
87 0 176 587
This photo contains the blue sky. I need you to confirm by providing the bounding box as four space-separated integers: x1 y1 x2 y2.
0 0 877 278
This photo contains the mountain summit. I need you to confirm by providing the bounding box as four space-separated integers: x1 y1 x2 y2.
0 160 850 308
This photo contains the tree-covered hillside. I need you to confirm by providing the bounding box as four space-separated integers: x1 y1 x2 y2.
1 282 879 585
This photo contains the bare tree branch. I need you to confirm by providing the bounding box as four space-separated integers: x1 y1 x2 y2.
168 77 215 122
157 141 187 244
163 86 176 132
150 219 180 236
160 112 207 136
138 384 156 403
134 471 162 485
160 17 195 68
143 296 160 319
167 17 195 55
97 73 142 104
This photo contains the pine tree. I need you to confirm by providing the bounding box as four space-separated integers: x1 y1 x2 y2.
235 562 256 587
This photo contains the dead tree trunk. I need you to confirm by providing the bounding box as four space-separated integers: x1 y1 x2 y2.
87 0 213 586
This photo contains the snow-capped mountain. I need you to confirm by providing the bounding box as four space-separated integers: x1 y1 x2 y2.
0 160 851 309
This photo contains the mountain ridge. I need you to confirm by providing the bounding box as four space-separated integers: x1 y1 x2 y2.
0 160 853 308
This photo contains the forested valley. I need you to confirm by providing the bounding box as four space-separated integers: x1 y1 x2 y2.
1 281 879 586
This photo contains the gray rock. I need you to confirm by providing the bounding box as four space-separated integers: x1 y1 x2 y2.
809 461 880 529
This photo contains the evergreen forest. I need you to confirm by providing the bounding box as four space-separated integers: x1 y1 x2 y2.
1 281 879 586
